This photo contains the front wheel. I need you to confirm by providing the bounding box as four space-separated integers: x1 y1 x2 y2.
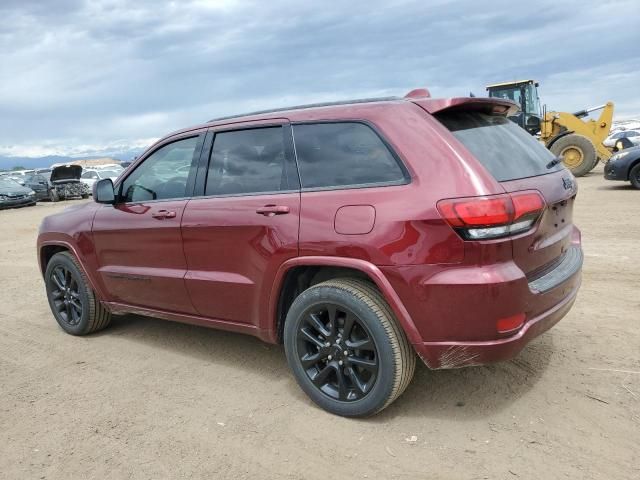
284 278 415 417
45 252 111 335
549 133 597 177
630 163 640 189
49 189 60 202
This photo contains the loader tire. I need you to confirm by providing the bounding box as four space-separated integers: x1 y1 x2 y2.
550 134 597 177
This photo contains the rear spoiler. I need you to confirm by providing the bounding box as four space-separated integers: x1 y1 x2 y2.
409 97 519 117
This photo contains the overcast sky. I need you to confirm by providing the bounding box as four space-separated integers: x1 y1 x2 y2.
1 0 638 158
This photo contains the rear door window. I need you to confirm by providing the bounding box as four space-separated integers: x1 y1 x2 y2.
292 122 407 189
205 126 298 196
436 111 562 181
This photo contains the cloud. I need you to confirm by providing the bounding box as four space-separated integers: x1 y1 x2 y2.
0 0 639 157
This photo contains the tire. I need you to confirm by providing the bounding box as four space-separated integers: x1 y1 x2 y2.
284 278 415 417
81 194 89 199
44 252 111 335
549 133 597 177
630 163 640 189
49 189 60 202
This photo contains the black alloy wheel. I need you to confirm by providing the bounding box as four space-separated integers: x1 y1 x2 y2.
49 264 83 327
44 252 112 335
284 278 415 417
296 302 378 402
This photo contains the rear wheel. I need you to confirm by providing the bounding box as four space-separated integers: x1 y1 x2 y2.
284 278 415 417
45 252 111 335
550 134 597 177
630 163 640 189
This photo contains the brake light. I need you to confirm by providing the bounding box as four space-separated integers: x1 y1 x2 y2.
437 191 545 240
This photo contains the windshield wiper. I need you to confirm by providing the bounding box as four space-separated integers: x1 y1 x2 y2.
546 156 563 169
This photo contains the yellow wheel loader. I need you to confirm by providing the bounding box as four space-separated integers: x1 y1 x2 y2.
486 80 614 177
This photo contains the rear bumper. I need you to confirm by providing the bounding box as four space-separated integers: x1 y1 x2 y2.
380 232 583 369
412 279 579 369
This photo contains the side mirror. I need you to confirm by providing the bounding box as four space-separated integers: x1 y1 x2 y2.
94 178 115 204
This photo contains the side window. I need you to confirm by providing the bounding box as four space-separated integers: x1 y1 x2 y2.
120 136 199 202
205 126 291 196
293 122 406 189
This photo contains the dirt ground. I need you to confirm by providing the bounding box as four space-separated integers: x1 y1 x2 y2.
1 164 638 480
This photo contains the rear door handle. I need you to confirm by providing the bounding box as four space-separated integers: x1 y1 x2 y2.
151 209 177 219
256 205 290 216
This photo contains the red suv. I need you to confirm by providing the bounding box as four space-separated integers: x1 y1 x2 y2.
38 90 582 417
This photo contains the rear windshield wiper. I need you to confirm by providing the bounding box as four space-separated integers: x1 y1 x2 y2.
546 156 563 169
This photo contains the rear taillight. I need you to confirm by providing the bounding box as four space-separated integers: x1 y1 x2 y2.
437 191 545 240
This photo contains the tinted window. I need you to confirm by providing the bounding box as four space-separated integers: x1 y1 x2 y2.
205 127 291 195
120 136 198 202
436 111 562 181
626 131 639 138
293 123 405 189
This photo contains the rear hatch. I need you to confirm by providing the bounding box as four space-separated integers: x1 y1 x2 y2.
433 107 577 278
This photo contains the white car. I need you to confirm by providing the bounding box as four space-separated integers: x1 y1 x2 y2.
80 169 121 190
604 130 640 148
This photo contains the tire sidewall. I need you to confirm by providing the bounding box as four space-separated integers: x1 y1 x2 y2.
629 164 640 189
551 134 596 177
284 283 397 417
44 253 92 335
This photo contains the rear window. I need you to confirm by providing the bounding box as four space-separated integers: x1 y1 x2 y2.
293 122 407 189
436 111 563 181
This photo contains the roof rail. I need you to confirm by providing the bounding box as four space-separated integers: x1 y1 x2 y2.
207 96 401 123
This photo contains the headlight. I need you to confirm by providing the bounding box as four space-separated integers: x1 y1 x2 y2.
611 151 630 162
0 195 6 200
28 191 36 196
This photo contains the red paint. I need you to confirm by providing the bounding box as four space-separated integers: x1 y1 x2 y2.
37 92 583 369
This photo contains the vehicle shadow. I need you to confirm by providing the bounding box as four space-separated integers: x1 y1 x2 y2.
103 314 554 419
596 184 636 191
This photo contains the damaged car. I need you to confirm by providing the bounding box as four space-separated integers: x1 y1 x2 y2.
0 176 36 209
46 165 90 201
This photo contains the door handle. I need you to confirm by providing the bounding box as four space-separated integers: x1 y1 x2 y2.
256 205 290 216
151 209 177 219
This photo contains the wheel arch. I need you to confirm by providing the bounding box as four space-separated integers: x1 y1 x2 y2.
625 157 640 180
544 130 574 149
267 257 422 346
38 240 105 303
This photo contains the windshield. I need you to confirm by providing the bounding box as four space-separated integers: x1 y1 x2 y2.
436 111 563 181
98 170 120 178
489 84 539 116
0 178 21 188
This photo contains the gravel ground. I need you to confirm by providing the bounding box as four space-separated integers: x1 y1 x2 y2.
1 164 638 479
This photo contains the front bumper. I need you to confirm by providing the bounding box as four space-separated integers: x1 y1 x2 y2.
604 161 626 181
0 196 36 209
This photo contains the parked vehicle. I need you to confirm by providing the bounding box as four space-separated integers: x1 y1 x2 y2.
47 165 90 201
93 163 124 172
604 146 640 189
23 173 54 201
38 91 583 417
604 130 640 148
0 177 36 209
80 169 121 190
